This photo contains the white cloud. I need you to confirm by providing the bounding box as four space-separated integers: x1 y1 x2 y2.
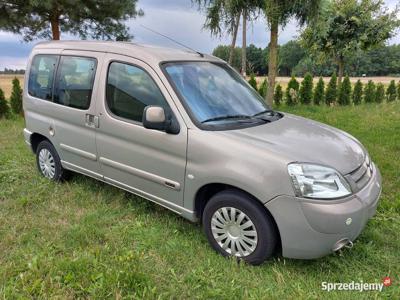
0 56 28 69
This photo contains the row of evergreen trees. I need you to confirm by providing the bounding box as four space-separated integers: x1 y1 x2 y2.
0 78 23 119
1 75 399 120
249 74 400 106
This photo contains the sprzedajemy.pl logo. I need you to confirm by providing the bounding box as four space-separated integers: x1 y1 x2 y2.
321 277 392 292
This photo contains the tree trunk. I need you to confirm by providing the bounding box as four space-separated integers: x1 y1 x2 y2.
266 20 278 106
50 16 60 40
337 56 344 86
228 13 241 66
241 9 247 77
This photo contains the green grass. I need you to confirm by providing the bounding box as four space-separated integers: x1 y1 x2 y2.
0 103 399 299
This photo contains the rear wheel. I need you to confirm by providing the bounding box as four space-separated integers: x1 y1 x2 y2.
36 140 65 181
202 190 277 265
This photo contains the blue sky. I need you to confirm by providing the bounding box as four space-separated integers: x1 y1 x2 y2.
0 0 399 70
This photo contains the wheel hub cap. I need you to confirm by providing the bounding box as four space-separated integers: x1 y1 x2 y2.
38 149 56 179
211 207 258 257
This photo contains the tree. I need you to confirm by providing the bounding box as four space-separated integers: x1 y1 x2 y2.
199 0 241 66
230 13 241 65
196 0 263 74
278 40 306 76
338 75 352 105
0 1 143 41
364 80 376 103
353 80 363 105
10 77 23 115
325 73 338 105
313 77 325 105
274 84 283 106
375 83 385 103
302 0 400 85
258 78 268 98
285 76 299 105
264 0 323 105
299 73 313 104
212 42 400 77
386 80 397 102
0 88 9 119
212 45 242 70
248 74 258 91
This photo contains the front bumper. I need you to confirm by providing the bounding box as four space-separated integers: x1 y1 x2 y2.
265 163 382 259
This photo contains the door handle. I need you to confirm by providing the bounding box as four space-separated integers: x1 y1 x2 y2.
85 114 99 128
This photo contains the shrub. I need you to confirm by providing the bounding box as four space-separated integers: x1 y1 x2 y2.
274 84 283 106
325 73 337 105
386 80 396 102
338 75 352 105
285 75 299 106
397 81 400 101
364 80 376 103
313 77 325 105
10 77 23 115
375 83 385 103
258 78 268 98
299 73 313 105
248 74 258 91
0 88 10 118
352 80 363 105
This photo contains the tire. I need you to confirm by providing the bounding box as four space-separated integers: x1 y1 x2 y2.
202 189 277 265
36 140 65 182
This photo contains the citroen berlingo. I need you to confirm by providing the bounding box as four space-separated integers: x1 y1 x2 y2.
23 41 382 265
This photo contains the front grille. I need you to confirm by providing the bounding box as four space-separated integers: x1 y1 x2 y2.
345 155 373 192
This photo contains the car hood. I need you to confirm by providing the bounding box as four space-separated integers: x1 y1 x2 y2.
220 113 366 174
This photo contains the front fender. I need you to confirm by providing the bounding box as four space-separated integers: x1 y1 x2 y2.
184 129 294 211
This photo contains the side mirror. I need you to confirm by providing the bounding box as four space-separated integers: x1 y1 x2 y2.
143 106 180 134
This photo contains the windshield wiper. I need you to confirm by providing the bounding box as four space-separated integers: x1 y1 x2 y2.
201 114 254 124
252 109 274 117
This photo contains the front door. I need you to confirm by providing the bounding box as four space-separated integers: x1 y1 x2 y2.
95 54 188 211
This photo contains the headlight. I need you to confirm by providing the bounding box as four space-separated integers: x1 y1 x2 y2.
287 163 352 199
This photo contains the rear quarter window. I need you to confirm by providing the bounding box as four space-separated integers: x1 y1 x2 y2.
28 55 58 101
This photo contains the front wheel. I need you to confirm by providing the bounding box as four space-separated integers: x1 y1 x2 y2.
202 190 278 265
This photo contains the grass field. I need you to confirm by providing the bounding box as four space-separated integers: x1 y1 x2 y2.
0 103 399 299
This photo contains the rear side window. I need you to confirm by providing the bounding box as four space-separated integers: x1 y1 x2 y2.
28 55 58 101
53 56 97 110
106 62 168 123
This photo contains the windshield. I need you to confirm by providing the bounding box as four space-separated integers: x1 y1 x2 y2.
163 62 271 125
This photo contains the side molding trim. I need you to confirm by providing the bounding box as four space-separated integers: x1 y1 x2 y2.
99 157 181 191
60 143 97 161
104 176 194 217
61 160 103 180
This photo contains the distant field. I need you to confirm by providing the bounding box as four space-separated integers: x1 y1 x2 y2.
0 74 398 99
0 74 24 98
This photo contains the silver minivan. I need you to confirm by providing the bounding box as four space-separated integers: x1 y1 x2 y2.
23 41 382 265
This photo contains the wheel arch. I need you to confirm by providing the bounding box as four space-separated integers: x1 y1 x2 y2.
30 132 51 153
194 183 282 252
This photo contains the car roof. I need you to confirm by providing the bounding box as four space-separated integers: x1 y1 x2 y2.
33 40 223 64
